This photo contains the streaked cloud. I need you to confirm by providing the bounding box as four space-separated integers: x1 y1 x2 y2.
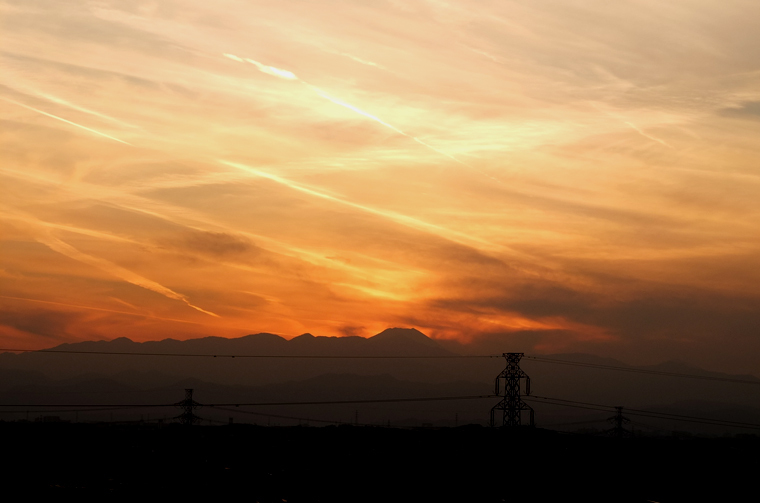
38 234 219 317
1 0 759 374
220 160 501 252
224 53 299 80
224 52 473 170
624 122 674 149
1 97 132 145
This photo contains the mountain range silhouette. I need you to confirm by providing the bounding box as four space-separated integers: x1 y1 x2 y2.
1 328 759 432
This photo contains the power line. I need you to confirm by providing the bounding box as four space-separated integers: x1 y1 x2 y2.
5 389 758 432
204 394 496 407
525 395 760 431
490 352 533 427
0 394 495 428
539 418 610 428
0 403 175 408
3 347 758 386
214 406 467 428
523 356 760 385
176 388 202 426
0 394 496 409
0 406 152 414
524 398 611 413
0 347 495 359
214 406 352 425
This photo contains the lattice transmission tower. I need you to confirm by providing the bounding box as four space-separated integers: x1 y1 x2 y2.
606 406 631 438
176 388 202 425
490 353 534 427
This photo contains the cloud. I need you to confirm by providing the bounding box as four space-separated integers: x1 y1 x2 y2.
720 101 760 120
0 308 84 340
333 51 385 69
38 234 219 317
3 0 760 374
36 92 138 129
419 272 760 369
624 121 674 149
0 295 205 326
1 97 132 145
220 160 502 253
174 230 256 257
222 53 477 173
224 53 298 80
338 325 366 337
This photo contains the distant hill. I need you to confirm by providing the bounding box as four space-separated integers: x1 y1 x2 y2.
0 328 458 385
1 328 759 433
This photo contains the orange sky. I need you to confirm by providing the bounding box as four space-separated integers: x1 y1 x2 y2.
2 0 760 373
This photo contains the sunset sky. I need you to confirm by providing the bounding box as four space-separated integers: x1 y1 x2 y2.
2 0 759 373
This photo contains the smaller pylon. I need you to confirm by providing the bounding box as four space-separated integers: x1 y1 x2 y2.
607 406 631 438
176 388 202 425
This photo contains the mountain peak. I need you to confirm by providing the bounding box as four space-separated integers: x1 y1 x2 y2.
369 328 438 346
292 333 315 340
110 337 135 344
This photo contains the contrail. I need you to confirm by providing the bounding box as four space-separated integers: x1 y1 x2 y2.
1 97 132 145
590 103 674 150
38 234 219 317
38 93 138 129
306 84 491 175
0 71 137 129
308 85 407 135
309 85 504 184
220 160 499 251
0 295 206 325
222 52 500 181
1 206 141 247
224 53 297 80
625 121 674 149
333 51 385 69
1 169 369 277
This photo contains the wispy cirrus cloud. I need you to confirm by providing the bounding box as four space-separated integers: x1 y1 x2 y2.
1 97 132 145
38 234 219 317
222 52 479 171
2 0 760 373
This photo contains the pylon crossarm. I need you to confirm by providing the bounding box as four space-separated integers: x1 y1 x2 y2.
490 352 534 427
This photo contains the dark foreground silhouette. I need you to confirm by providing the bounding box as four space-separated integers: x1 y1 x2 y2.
1 422 756 502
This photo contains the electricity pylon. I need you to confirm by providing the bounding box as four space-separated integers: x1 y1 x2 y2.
176 388 202 425
490 353 534 427
607 406 631 438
